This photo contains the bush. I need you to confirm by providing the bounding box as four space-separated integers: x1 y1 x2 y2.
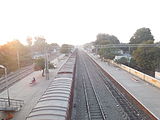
115 57 128 65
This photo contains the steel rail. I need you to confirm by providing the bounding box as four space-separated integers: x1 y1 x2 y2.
88 56 139 119
0 65 33 82
85 57 129 119
0 66 34 93
82 78 91 120
81 54 106 120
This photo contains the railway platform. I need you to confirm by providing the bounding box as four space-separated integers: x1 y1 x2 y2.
88 52 160 119
0 54 68 120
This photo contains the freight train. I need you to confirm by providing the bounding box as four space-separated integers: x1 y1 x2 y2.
26 51 77 120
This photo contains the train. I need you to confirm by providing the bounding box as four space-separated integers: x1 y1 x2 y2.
26 51 77 120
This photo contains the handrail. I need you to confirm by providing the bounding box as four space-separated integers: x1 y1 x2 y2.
0 97 24 111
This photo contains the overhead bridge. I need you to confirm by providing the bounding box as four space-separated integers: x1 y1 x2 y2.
94 43 160 48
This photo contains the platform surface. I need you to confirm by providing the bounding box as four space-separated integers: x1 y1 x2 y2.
0 56 67 120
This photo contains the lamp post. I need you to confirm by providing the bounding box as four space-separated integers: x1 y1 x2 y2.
0 65 11 106
17 50 20 69
45 45 49 80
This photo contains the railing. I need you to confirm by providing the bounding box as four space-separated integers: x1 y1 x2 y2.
0 98 24 111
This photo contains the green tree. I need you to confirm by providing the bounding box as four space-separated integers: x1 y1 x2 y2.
95 34 120 45
34 58 45 76
115 57 128 65
94 33 120 59
34 58 55 77
60 44 74 54
130 27 154 44
132 40 160 77
129 28 159 77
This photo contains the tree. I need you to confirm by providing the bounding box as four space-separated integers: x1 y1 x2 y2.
34 58 56 77
48 43 60 53
129 28 159 76
95 33 120 45
132 40 160 77
0 40 24 72
0 40 32 76
34 58 45 76
130 27 154 44
33 36 46 53
94 33 120 59
115 57 129 65
50 43 60 49
26 36 32 46
60 44 74 54
98 48 120 59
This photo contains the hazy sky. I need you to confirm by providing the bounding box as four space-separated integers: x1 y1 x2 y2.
0 0 159 45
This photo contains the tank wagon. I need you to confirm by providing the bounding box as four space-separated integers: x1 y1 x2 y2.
26 51 77 120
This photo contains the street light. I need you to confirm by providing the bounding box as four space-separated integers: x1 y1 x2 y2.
0 65 11 106
45 45 49 80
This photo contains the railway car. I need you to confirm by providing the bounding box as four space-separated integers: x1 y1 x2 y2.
56 52 76 79
26 51 76 120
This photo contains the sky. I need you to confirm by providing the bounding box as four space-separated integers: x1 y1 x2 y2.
0 0 160 46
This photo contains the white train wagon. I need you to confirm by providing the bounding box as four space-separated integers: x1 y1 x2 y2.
26 50 77 120
26 78 73 120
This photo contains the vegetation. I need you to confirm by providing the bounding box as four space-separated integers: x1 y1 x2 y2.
130 27 154 44
34 58 45 76
0 40 32 76
32 36 60 77
115 57 129 65
95 33 120 45
128 28 159 77
26 36 33 46
34 58 55 77
33 36 47 53
0 36 60 77
94 33 121 59
132 41 160 76
60 44 74 54
92 28 160 77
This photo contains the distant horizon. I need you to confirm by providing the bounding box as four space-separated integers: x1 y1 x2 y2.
0 30 159 46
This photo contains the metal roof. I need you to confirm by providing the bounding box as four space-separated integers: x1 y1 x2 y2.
26 78 73 120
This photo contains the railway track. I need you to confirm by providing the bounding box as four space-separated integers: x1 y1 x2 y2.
83 52 130 120
82 75 106 120
73 50 154 120
0 65 34 93
86 55 150 119
86 52 159 120
76 51 128 120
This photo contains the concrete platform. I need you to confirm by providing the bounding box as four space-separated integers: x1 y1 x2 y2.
0 55 68 120
88 52 160 119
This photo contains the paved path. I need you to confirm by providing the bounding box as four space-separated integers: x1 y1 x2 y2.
88 52 160 119
0 55 68 120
